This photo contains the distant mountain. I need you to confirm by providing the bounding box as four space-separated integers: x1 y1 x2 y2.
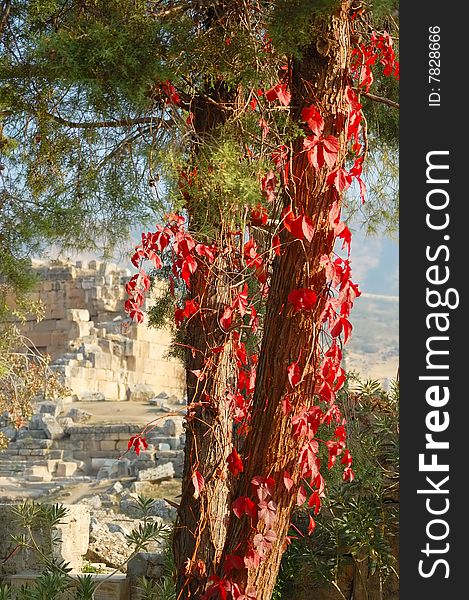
345 292 399 383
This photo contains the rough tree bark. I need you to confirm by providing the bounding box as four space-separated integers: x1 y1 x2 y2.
173 82 240 598
220 3 353 598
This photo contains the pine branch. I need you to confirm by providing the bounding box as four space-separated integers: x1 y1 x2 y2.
360 91 399 110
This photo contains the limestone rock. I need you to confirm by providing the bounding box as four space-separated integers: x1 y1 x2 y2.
56 461 79 477
87 526 132 570
29 414 64 440
109 481 124 495
127 552 165 580
24 465 53 482
78 392 106 402
0 426 17 442
126 384 155 403
137 463 175 482
0 503 90 576
96 458 131 480
66 407 93 423
162 418 185 437
37 400 63 417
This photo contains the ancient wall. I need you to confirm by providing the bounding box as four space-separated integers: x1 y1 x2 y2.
20 260 186 401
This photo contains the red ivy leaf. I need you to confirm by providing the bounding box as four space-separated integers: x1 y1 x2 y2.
258 500 277 529
232 496 257 519
321 135 339 168
343 466 355 482
220 306 233 330
341 449 353 468
192 470 205 499
251 475 275 501
297 485 307 506
284 212 314 243
327 167 352 193
287 361 301 387
283 470 294 491
227 447 244 476
128 435 148 456
272 234 281 256
201 576 231 600
304 135 339 170
232 585 257 600
253 529 276 558
308 515 317 536
303 136 320 168
308 491 321 515
243 548 261 570
250 205 268 226
265 82 291 106
301 105 325 136
288 288 317 311
223 554 244 576
180 254 197 286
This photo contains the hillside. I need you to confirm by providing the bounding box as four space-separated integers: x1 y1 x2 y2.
345 293 399 384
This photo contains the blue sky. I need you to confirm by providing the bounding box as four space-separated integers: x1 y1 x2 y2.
351 230 398 297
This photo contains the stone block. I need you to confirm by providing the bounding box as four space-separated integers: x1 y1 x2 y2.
136 463 175 482
100 440 117 452
14 436 52 449
96 458 130 479
109 481 124 495
17 428 47 440
43 459 59 474
96 381 119 400
0 503 90 576
56 461 79 477
93 352 113 370
162 418 185 438
67 308 90 322
66 407 93 423
78 392 106 402
0 426 17 442
126 384 155 402
58 416 75 430
49 449 64 460
127 552 165 580
24 465 53 482
37 400 63 417
30 414 64 440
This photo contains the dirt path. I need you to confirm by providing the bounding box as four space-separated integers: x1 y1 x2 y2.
74 400 185 426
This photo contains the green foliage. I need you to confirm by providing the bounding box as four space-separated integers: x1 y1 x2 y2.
0 585 12 600
269 0 338 58
275 376 399 598
137 540 177 600
79 560 104 574
73 574 98 600
0 0 399 296
4 498 171 599
16 571 70 600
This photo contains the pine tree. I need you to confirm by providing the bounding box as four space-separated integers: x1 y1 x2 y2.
0 1 399 598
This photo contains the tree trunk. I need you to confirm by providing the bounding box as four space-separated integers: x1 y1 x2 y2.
173 83 239 598
173 266 236 598
220 3 353 598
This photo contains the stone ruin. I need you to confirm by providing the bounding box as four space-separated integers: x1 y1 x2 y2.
0 496 175 600
0 406 185 600
0 400 185 487
20 259 185 401
0 259 189 598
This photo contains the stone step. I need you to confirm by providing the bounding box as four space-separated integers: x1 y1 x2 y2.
17 429 48 440
8 439 54 450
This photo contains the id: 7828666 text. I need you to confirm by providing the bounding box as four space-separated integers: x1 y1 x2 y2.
428 26 441 107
